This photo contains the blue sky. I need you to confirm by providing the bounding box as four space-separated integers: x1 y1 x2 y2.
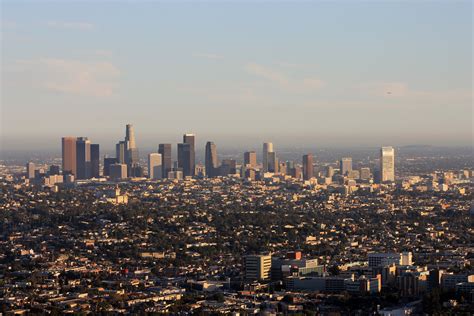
1 0 472 151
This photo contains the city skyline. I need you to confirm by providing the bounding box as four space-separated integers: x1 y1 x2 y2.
1 1 472 152
56 123 396 184
1 1 472 313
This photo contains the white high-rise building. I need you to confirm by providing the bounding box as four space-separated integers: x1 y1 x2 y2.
26 162 36 179
148 153 162 180
340 157 353 176
380 146 395 182
263 142 274 172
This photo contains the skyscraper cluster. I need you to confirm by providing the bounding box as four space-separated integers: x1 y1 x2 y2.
60 124 395 183
61 125 141 181
115 124 142 177
205 141 218 177
178 134 196 177
61 136 100 180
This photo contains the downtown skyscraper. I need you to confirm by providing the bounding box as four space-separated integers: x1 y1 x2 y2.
303 154 314 180
148 153 162 180
205 141 218 177
103 157 117 177
340 157 353 176
62 136 97 179
26 162 35 179
178 143 191 177
178 134 195 177
380 146 395 182
75 137 91 180
90 144 100 178
62 137 77 176
267 152 278 173
244 151 257 168
116 141 128 164
126 124 139 167
115 124 141 177
158 144 172 178
262 142 274 172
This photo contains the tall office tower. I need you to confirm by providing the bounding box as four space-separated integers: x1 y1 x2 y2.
267 151 278 173
75 137 91 179
90 144 100 178
110 163 127 181
26 162 35 179
177 143 192 177
205 141 218 177
303 154 314 180
244 254 272 281
244 151 257 168
286 161 295 170
326 165 335 178
220 159 237 176
62 137 77 175
294 165 302 179
183 134 196 176
103 157 117 176
158 144 172 178
125 124 139 167
340 157 353 176
125 124 136 148
262 142 274 172
360 167 371 180
373 167 381 184
380 146 395 182
148 153 162 180
116 141 128 164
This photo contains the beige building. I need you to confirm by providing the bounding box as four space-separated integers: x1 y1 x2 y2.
244 254 272 281
380 146 395 182
148 153 162 180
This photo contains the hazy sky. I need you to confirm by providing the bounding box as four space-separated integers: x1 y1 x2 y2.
1 0 472 152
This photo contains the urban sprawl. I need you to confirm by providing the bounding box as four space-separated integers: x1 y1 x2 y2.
1 124 473 315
